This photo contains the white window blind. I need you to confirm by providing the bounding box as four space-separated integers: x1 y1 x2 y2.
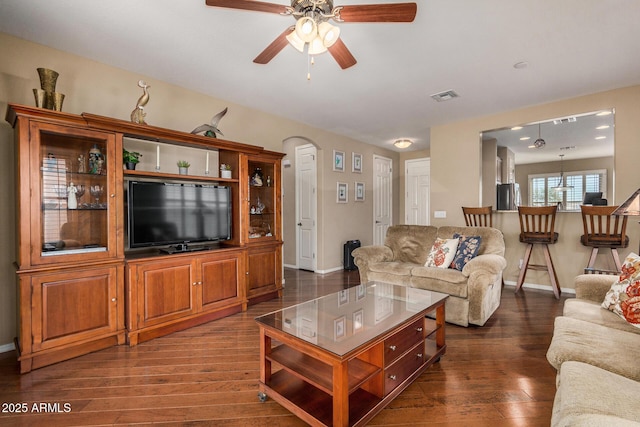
528 169 606 210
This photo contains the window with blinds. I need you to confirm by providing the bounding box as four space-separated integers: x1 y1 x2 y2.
529 169 606 210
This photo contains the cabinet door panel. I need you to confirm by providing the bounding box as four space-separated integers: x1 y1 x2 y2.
31 267 118 352
140 263 194 326
248 250 276 292
201 257 239 309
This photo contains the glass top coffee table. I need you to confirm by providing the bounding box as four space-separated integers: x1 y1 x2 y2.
255 282 448 427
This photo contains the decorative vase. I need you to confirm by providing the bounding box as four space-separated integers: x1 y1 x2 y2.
179 167 188 175
37 68 59 93
88 145 103 174
221 170 232 179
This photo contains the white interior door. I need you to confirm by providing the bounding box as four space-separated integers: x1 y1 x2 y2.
296 144 317 271
373 155 392 245
405 158 430 225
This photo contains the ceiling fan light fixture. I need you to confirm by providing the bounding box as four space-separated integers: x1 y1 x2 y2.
318 22 340 47
394 139 413 149
286 30 305 52
308 35 328 55
295 17 317 43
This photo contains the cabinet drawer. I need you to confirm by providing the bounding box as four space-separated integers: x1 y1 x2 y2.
384 341 425 394
384 317 424 367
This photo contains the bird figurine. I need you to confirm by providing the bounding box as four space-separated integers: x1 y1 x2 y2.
190 107 228 138
130 80 150 124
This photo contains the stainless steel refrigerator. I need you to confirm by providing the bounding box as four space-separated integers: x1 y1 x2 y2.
497 183 520 210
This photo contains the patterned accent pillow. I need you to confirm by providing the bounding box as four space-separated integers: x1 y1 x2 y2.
602 252 640 328
450 233 482 271
425 238 459 269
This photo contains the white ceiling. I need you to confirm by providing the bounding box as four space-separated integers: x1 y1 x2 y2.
1 0 639 152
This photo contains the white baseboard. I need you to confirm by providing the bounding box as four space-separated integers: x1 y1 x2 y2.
503 280 576 295
284 264 345 275
315 266 344 274
0 342 16 354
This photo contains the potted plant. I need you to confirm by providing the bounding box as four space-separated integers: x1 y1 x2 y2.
123 148 142 170
177 160 190 175
220 163 232 179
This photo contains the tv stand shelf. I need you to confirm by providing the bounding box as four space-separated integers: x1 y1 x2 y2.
6 103 283 372
124 169 239 184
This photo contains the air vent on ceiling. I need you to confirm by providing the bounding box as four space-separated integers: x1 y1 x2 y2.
430 90 459 102
553 117 577 125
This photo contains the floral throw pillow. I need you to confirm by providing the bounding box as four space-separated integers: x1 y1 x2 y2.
450 233 482 271
425 238 459 269
602 252 640 327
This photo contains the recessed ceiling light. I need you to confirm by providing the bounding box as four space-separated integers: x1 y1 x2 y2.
511 126 523 131
595 136 606 140
596 125 610 130
520 136 530 141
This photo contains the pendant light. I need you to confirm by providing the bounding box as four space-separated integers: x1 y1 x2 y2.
554 154 574 191
533 123 546 148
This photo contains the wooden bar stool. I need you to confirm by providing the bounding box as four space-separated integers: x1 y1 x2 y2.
516 205 561 299
580 205 629 274
462 206 493 227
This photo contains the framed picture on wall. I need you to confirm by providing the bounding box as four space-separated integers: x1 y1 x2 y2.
337 182 348 203
355 182 365 202
352 152 362 173
333 150 345 172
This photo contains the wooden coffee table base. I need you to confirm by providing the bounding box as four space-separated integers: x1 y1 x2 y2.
257 301 446 427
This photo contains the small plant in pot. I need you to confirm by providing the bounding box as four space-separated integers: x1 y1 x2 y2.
177 160 190 175
123 148 142 170
220 163 232 179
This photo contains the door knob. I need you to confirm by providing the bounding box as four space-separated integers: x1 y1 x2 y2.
297 222 302 226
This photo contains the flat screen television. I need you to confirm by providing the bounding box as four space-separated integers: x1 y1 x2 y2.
127 180 231 249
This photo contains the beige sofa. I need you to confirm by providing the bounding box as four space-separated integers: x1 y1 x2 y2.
546 274 640 426
352 225 506 327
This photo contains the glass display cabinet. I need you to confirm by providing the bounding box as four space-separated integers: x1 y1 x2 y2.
34 122 118 265
245 152 283 304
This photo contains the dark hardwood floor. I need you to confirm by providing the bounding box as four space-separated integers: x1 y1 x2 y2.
0 268 567 426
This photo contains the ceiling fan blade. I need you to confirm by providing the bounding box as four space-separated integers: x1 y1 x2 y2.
337 3 417 22
328 39 357 69
253 27 294 64
205 0 288 14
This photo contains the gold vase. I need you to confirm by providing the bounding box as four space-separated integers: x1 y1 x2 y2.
37 68 59 93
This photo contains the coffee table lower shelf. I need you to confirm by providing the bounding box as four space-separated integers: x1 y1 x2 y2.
261 370 383 427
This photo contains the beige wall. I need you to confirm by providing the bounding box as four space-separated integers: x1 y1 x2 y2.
0 33 399 348
430 85 640 293
282 138 399 271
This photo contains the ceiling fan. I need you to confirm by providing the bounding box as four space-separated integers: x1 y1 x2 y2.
205 0 417 69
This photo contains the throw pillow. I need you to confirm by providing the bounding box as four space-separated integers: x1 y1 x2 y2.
450 233 482 271
425 237 459 269
619 252 640 282
602 252 640 327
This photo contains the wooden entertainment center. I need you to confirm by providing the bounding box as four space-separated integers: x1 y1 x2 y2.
6 104 284 373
